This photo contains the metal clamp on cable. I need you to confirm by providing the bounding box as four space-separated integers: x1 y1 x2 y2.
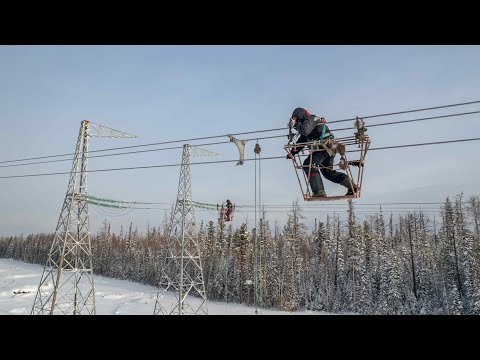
354 116 367 143
316 139 335 157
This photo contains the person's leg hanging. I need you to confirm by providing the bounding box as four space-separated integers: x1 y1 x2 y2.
303 153 323 195
308 150 328 197
320 155 357 194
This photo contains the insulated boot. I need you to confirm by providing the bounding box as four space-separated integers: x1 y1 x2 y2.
340 177 358 196
312 190 327 198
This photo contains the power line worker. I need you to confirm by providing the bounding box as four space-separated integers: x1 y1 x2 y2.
225 199 234 221
287 107 357 198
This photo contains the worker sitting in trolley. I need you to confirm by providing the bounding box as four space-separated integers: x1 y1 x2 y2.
224 199 234 222
287 107 357 198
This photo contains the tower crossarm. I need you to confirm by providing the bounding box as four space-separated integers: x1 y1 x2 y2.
188 145 219 157
86 121 137 139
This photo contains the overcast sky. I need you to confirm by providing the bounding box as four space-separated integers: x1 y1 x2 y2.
1 45 480 235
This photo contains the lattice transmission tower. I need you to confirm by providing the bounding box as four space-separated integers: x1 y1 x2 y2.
31 120 136 315
154 144 218 315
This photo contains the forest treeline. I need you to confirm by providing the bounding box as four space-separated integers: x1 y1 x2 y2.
1 194 479 314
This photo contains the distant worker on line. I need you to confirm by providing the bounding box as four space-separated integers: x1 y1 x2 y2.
225 199 234 222
287 107 357 198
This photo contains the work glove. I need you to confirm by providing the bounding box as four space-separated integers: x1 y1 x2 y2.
313 116 326 125
288 117 296 129
286 148 298 159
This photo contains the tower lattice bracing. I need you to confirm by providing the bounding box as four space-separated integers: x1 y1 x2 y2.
154 144 218 315
31 120 136 315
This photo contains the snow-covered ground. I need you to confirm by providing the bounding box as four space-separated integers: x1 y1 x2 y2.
0 258 329 315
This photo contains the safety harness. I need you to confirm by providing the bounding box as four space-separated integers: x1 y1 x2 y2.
309 122 336 156
306 120 333 141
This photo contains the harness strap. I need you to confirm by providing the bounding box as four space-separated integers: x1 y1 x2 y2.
320 124 333 140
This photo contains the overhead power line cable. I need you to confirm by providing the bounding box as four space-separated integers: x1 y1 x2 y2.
2 100 479 164
1 137 480 179
330 110 480 132
3 110 480 169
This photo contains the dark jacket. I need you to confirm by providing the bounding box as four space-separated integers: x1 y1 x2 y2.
290 108 333 155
